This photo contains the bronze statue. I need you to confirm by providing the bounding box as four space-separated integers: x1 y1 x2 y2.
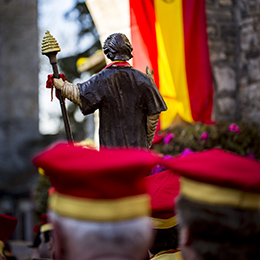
53 33 167 148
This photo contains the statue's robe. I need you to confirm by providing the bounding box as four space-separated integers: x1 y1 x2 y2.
78 65 167 148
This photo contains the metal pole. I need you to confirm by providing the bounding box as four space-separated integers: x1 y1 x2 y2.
41 31 73 142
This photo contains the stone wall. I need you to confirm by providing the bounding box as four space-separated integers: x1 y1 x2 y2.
0 0 41 241
0 0 39 192
206 0 260 124
238 0 260 124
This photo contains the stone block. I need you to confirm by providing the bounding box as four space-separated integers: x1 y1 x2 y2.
206 0 216 6
248 58 260 82
207 24 218 38
241 33 257 51
220 25 237 38
213 66 236 92
217 97 237 117
206 9 233 22
209 51 226 62
248 83 260 101
219 0 233 7
239 82 260 124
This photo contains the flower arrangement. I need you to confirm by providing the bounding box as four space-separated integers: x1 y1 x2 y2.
152 121 260 161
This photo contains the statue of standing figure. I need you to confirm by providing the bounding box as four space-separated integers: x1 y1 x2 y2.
54 33 167 148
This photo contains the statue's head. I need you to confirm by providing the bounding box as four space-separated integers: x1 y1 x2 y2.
103 33 133 61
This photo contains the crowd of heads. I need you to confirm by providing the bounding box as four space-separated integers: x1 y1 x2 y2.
1 142 260 260
29 142 260 260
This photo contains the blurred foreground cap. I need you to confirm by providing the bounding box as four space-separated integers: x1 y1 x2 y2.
40 213 53 233
32 142 162 221
146 170 180 229
0 214 18 254
162 148 260 210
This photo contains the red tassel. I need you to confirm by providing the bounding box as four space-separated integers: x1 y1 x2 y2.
46 74 66 101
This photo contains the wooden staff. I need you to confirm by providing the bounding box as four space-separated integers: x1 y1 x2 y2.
41 31 73 142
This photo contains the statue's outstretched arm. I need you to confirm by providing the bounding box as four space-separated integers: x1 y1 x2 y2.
54 78 82 107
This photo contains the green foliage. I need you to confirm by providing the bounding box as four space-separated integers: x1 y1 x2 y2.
59 0 102 82
152 121 260 160
65 0 99 42
33 175 52 221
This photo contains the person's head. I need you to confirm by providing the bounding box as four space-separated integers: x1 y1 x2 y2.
150 225 179 255
38 230 54 259
50 213 153 260
162 148 260 260
146 169 180 256
29 232 41 260
32 142 162 260
38 214 54 259
3 241 17 260
103 33 133 61
0 214 18 260
177 195 260 260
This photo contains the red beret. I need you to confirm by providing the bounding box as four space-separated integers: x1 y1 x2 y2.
32 142 162 221
162 148 260 210
146 170 180 229
0 214 18 254
40 214 53 233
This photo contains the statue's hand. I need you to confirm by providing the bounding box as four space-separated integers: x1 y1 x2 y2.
53 78 65 90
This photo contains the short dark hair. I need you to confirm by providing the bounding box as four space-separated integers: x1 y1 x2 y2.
31 232 41 248
150 225 179 255
103 33 133 61
42 230 52 243
177 195 260 260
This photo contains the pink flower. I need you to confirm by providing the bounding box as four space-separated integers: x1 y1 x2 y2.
246 153 255 160
181 148 195 157
200 132 209 141
151 155 173 174
228 123 241 134
163 155 173 161
163 133 175 144
151 164 164 175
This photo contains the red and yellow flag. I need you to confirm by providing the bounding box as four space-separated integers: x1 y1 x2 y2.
130 0 214 129
85 0 214 130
